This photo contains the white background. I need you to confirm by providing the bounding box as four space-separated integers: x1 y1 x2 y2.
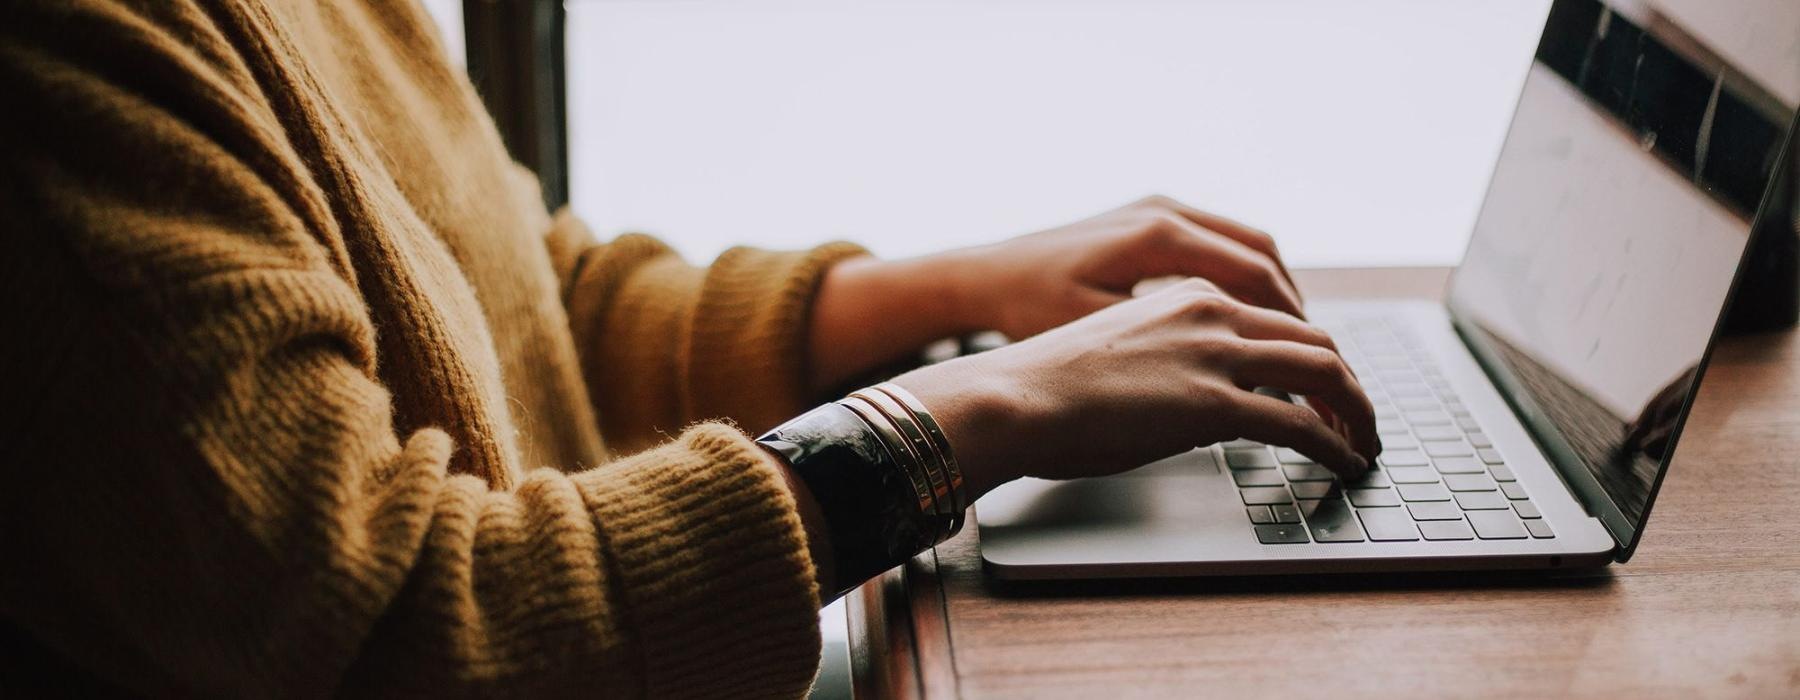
562 0 1552 267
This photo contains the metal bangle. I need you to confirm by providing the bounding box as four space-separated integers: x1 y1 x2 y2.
874 382 966 512
848 389 951 514
837 395 944 539
853 387 963 539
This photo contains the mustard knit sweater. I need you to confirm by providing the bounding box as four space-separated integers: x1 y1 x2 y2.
0 1 866 696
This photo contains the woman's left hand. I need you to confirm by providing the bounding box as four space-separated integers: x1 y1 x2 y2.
943 195 1304 340
809 195 1305 392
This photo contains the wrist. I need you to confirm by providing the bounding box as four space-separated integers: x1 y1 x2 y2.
860 250 993 337
809 254 986 394
891 358 1027 501
923 245 1008 335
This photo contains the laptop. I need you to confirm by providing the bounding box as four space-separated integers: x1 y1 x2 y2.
977 0 1800 579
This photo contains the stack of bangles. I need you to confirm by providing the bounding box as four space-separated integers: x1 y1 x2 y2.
754 382 967 598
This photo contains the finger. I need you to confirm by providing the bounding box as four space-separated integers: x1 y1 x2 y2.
1231 340 1380 461
1228 390 1369 478
1219 306 1370 449
1215 301 1342 356
1145 215 1306 319
1146 195 1300 297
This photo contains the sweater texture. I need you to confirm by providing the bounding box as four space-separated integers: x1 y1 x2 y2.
0 0 866 696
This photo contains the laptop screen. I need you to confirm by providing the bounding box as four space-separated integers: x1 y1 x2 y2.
1445 0 1797 557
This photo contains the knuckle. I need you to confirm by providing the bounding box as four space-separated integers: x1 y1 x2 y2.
1140 194 1174 210
1311 328 1341 353
1300 346 1341 377
1254 260 1284 286
1251 229 1279 253
1205 335 1250 366
1134 215 1181 244
1178 291 1235 321
1189 378 1230 407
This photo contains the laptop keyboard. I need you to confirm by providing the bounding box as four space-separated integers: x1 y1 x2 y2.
1228 314 1555 544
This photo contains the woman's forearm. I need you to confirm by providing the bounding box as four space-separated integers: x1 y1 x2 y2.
807 252 986 394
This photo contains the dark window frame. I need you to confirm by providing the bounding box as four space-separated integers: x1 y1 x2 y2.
463 0 569 210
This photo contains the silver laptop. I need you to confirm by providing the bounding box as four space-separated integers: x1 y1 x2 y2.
978 0 1800 579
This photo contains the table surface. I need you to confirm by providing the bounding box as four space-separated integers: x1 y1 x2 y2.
846 267 1800 699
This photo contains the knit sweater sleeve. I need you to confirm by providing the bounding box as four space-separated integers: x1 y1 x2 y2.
544 213 868 453
0 3 820 697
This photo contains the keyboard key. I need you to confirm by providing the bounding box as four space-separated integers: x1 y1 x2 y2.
1283 464 1336 482
1408 501 1464 520
1443 401 1469 416
1386 467 1441 484
1454 491 1510 510
1226 448 1277 469
1467 510 1529 539
1358 508 1422 541
1275 448 1315 464
1221 439 1262 449
1379 434 1419 451
1432 457 1485 474
1524 519 1555 539
1233 469 1285 487
1444 474 1498 492
1290 482 1340 500
1419 519 1476 540
1500 482 1529 500
1255 523 1311 544
1348 488 1402 507
1456 415 1482 431
1270 504 1303 524
1376 419 1410 435
1240 487 1294 505
1346 470 1393 488
1466 431 1493 448
1247 506 1275 524
1477 448 1505 465
1398 483 1453 502
1379 450 1429 467
1405 410 1452 425
1302 499 1366 542
1424 441 1474 458
1513 501 1542 519
1489 465 1517 481
1395 397 1438 412
1414 425 1461 441
1390 383 1433 398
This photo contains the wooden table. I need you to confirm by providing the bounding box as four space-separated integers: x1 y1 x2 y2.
846 267 1800 699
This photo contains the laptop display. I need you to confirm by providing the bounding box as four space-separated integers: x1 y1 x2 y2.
1446 0 1798 555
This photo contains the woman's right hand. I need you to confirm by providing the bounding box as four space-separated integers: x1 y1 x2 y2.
892 278 1380 500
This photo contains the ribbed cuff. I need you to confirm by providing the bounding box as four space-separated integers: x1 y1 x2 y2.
687 242 870 435
573 423 822 699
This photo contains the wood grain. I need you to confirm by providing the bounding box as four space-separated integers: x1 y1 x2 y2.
849 267 1800 699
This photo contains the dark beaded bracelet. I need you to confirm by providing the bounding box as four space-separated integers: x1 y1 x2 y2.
756 402 959 598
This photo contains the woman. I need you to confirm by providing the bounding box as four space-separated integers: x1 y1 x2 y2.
0 0 1377 696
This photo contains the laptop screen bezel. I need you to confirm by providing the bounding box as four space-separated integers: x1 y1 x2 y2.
1442 19 1798 561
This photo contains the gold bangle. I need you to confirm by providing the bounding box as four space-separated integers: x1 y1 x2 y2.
863 384 965 541
851 388 953 518
874 382 966 512
840 394 949 545
836 396 936 516
837 395 942 524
